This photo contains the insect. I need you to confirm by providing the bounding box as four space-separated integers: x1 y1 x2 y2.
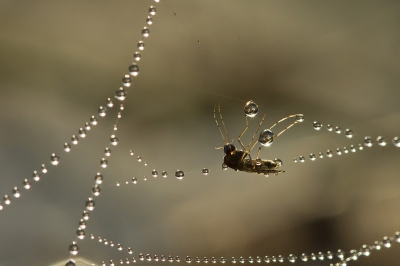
214 100 303 176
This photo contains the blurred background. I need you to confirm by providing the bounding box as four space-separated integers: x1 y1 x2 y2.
0 0 399 265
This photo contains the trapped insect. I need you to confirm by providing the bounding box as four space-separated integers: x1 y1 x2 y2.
215 100 303 177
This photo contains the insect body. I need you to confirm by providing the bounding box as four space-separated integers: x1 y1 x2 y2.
215 101 303 177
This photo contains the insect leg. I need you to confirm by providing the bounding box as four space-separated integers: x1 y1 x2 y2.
269 114 302 140
245 114 266 151
237 116 249 150
214 105 227 144
218 104 231 143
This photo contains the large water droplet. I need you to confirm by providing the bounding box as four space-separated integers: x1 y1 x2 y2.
364 136 373 147
175 170 184 179
50 153 60 165
244 100 258 117
95 173 103 184
142 27 150 37
100 158 108 168
345 129 353 138
129 63 139 76
259 129 274 147
202 168 209 175
149 6 156 15
98 106 107 117
90 115 98 125
313 121 322 130
138 41 145 50
86 198 95 211
377 136 387 146
295 114 304 123
110 135 119 145
69 241 79 255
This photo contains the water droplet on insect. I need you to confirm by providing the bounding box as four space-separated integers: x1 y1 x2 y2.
318 152 324 158
244 100 258 117
326 150 333 157
288 254 297 263
76 229 85 239
138 41 145 50
23 179 31 189
364 136 373 147
299 156 305 163
335 126 341 134
132 177 137 184
222 163 228 170
336 148 342 155
152 170 158 177
71 135 79 145
313 121 322 130
309 154 316 161
293 158 297 163
202 168 209 175
32 170 40 181
146 16 153 25
142 27 150 37
65 259 76 266
86 198 95 211
104 147 111 157
98 106 107 117
110 135 118 145
259 129 274 147
122 74 132 87
377 136 387 146
149 6 156 15
95 173 103 184
90 116 98 125
12 187 20 198
295 114 304 123
343 147 349 153
273 158 282 166
345 129 353 138
255 158 262 166
300 253 308 262
137 156 142 162
92 185 100 196
69 241 79 255
50 153 60 165
175 170 184 179
100 158 108 168
129 63 139 76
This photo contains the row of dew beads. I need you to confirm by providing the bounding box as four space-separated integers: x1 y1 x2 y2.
94 231 400 265
65 1 161 266
294 121 399 163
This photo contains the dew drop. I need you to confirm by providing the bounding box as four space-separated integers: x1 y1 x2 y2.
299 156 305 163
326 251 333 260
69 241 79 255
326 124 333 131
106 98 114 108
154 255 159 262
343 147 349 153
84 122 91 130
92 185 101 196
95 173 103 184
41 164 47 173
335 126 341 134
317 252 324 260
167 256 173 262
374 240 382 250
132 177 137 184
309 154 316 161
293 158 297 163
382 236 392 248
100 158 108 168
86 198 95 211
300 254 308 262
221 257 227 264
336 148 342 155
222 163 228 170
129 150 134 156
33 170 40 181
50 153 60 165
149 6 156 15
361 245 370 256
127 247 133 254
278 255 284 262
239 257 246 263
98 106 107 117
142 27 150 37
104 147 111 157
244 100 258 117
349 250 358 260
310 253 316 260
336 249 345 259
118 244 123 251
161 255 166 262
90 116 98 125
255 158 262 166
248 257 253 263
313 121 322 130
116 182 120 187
23 179 31 189
295 114 304 123
117 111 122 118
202 168 210 175
318 152 324 158
129 63 139 76
152 170 158 177
364 136 373 147
65 259 76 266
115 88 127 102
195 257 201 263
12 187 20 198
345 129 353 138
175 170 184 179
138 41 145 50
146 16 153 25
350 145 356 152
122 74 132 87
137 156 142 162
77 229 85 239
82 210 89 221
377 136 387 146
358 143 364 150
71 135 79 145
394 231 400 243
186 256 192 263
144 162 148 166
110 135 119 145
259 129 274 147
393 137 400 147
288 254 296 263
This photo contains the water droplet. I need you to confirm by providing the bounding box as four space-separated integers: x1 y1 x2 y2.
248 256 253 263
110 135 119 145
176 256 181 262
98 106 107 117
326 124 333 131
143 176 147 181
154 255 160 262
244 100 258 117
382 236 392 248
374 240 381 250
221 257 227 264
69 241 79 255
116 181 120 186
84 122 91 130
65 259 76 266
132 177 137 184
232 257 237 263
377 136 387 146
82 210 89 221
392 136 400 147
310 253 316 260
259 129 274 147
104 147 111 157
300 253 308 262
313 121 322 130
122 74 132 87
186 256 192 263
71 135 79 145
175 170 184 179
309 154 316 161
115 87 127 102
349 250 358 260
117 244 123 251
288 254 296 263
364 136 373 147
142 27 150 37
23 179 31 189
343 147 349 153
41 164 47 173
149 6 156 15
86 198 95 211
50 153 60 165
361 245 370 256
335 126 341 134
326 150 333 157
295 114 304 123
271 256 276 263
161 171 168 178
138 41 145 50
137 156 142 162
202 168 209 175
293 158 298 163
337 249 345 259
336 148 342 155
278 255 284 262
318 152 324 158
350 145 356 152
105 98 114 108
146 16 153 25
299 156 305 162
255 158 262 166
90 116 98 125
117 112 122 118
273 158 282 166
129 150 134 156
129 63 139 76
395 231 400 243
222 163 228 170
345 129 353 138
95 173 103 184
32 170 40 181
100 158 108 168
92 185 100 196
317 252 324 260
152 170 158 177
12 187 20 198
76 229 85 239
168 256 173 262
239 257 246 263
195 257 201 263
